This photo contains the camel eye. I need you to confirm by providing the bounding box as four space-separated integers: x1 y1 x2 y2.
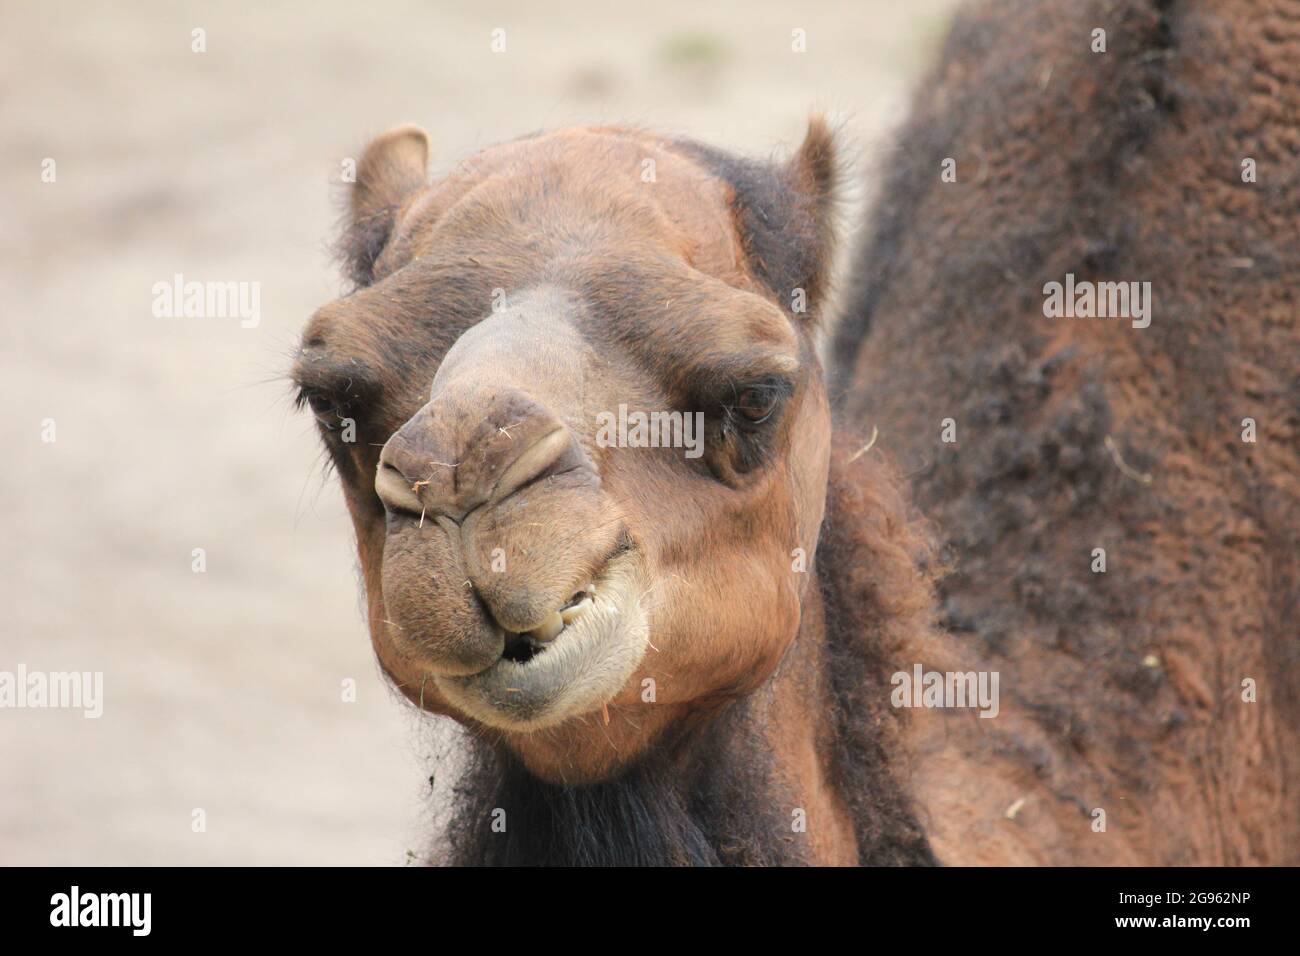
298 388 348 430
305 391 336 419
732 387 779 424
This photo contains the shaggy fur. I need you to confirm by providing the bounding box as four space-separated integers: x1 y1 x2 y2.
441 704 801 866
834 0 1300 863
817 440 941 865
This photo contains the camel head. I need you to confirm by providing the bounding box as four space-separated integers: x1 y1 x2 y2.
294 122 840 782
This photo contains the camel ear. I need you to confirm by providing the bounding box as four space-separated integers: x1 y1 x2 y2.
339 124 431 287
684 117 840 319
783 117 839 310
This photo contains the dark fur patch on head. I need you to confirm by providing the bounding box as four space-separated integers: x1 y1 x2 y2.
335 205 402 289
674 118 841 318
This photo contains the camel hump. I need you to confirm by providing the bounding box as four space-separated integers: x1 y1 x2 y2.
836 0 1300 865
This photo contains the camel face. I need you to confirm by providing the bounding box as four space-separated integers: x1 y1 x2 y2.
295 124 838 781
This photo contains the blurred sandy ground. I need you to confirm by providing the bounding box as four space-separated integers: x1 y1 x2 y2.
0 0 958 864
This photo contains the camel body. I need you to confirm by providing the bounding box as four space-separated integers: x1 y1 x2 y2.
834 0 1300 865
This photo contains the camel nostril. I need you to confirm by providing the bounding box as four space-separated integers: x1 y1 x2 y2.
488 426 573 506
374 461 425 515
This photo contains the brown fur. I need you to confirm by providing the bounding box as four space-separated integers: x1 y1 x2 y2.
834 0 1300 864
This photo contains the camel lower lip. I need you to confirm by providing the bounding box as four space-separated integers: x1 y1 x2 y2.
433 550 648 730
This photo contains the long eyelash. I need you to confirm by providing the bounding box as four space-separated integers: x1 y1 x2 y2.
295 374 361 413
293 386 338 431
728 376 794 402
723 405 776 426
721 377 794 425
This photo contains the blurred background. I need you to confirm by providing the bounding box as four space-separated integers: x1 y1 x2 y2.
0 0 960 864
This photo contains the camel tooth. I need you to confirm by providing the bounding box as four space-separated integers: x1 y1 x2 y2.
560 597 593 625
531 611 564 643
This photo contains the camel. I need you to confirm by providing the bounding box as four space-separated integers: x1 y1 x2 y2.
832 0 1300 864
294 0 1297 865
295 120 938 865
